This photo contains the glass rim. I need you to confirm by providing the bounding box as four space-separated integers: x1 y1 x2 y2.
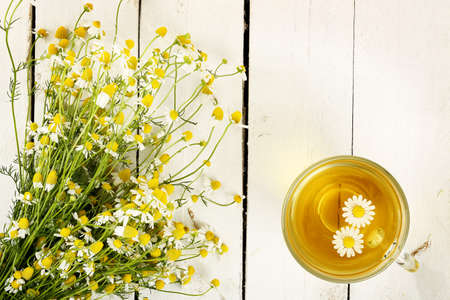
281 155 410 283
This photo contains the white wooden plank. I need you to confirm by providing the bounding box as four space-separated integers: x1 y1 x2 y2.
247 0 353 299
139 1 244 299
352 1 450 299
0 2 31 224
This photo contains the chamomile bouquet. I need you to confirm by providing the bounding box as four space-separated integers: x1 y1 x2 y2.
0 1 245 299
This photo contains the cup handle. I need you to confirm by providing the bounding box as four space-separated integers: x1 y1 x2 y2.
396 237 431 272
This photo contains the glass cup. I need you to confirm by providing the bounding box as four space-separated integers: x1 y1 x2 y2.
281 156 414 283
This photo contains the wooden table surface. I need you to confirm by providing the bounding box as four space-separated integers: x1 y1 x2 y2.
0 1 449 299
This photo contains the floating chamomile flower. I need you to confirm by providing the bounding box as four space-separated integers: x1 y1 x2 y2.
342 194 375 228
332 226 364 258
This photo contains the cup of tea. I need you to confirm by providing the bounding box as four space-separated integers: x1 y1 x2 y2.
281 156 418 283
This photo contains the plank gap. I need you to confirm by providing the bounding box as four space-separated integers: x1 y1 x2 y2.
135 1 143 299
349 0 356 298
241 0 250 299
350 0 356 157
30 4 36 123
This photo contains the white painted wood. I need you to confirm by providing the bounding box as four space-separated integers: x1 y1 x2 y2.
139 1 244 299
0 2 31 225
247 0 352 299
352 1 450 299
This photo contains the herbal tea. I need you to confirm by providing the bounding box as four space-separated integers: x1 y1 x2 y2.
282 157 409 282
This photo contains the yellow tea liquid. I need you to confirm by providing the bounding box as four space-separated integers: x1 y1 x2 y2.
283 157 408 281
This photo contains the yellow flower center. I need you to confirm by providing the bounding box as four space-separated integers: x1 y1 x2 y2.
18 218 29 229
159 153 170 164
141 94 154 107
155 279 165 290
90 241 104 254
9 230 18 239
41 256 53 269
13 271 22 279
102 83 117 97
33 172 43 183
46 170 58 185
60 228 71 238
113 239 122 249
11 280 20 289
26 141 34 150
200 249 208 257
155 26 167 37
150 248 161 257
123 225 138 239
169 110 178 121
151 79 160 89
55 26 68 39
352 205 365 218
74 239 85 248
75 27 87 38
24 192 32 201
166 249 181 261
182 130 193 141
40 135 50 145
105 284 115 294
139 233 151 246
79 215 89 225
205 231 214 241
231 111 242 123
85 141 93 151
210 180 221 190
81 68 93 81
22 267 34 280
134 134 144 143
343 236 355 249
212 107 224 120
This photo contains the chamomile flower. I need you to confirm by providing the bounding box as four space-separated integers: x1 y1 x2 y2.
75 141 94 158
97 83 118 108
26 122 39 137
83 261 96 277
16 192 36 205
24 141 35 155
54 226 73 240
123 129 135 143
114 225 139 242
342 194 375 228
5 276 25 294
45 170 58 191
94 211 116 225
32 172 43 189
105 141 119 158
66 180 82 196
112 168 131 186
332 226 364 258
107 238 125 254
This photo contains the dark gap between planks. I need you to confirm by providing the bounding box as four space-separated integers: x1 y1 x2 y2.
242 0 250 299
136 2 143 299
348 0 357 299
30 4 36 122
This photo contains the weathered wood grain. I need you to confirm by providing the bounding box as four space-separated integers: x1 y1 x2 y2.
0 2 31 225
352 1 450 299
247 0 353 299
